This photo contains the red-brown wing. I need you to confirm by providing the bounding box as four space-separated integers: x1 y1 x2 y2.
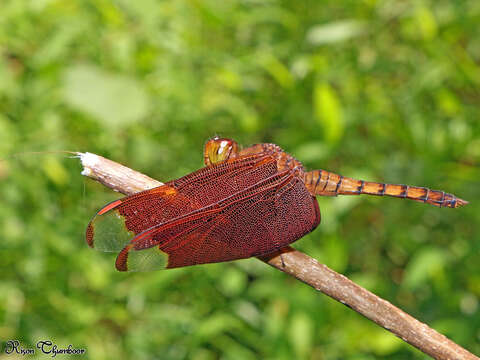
172 153 278 207
85 185 188 251
115 170 321 271
86 153 279 252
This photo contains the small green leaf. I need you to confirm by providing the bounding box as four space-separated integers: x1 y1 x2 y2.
415 7 437 40
314 82 344 144
258 53 294 89
219 267 247 296
42 157 69 186
403 247 449 289
307 20 366 45
63 64 150 127
289 312 314 358
366 329 403 355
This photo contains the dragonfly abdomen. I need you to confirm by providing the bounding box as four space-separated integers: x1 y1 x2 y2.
304 170 467 208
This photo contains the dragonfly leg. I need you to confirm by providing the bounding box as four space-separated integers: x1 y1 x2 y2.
304 170 468 208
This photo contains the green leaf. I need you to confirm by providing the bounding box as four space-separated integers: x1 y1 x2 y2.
41 157 69 186
403 247 449 290
415 7 438 40
63 64 150 127
219 267 247 296
289 312 314 358
258 53 294 88
313 82 344 144
366 329 403 355
307 20 366 45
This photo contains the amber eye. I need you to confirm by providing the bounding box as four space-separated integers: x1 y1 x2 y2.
204 137 239 166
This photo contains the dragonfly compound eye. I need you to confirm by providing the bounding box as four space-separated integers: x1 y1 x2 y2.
204 137 239 165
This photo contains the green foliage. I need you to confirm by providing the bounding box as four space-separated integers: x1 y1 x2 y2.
1 0 479 358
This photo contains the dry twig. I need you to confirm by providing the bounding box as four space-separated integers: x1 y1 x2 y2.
79 152 478 360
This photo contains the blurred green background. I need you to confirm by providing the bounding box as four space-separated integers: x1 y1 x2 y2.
1 0 479 359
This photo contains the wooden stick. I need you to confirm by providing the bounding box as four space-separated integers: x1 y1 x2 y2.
79 152 478 360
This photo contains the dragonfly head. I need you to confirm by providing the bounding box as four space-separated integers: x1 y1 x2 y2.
204 137 239 166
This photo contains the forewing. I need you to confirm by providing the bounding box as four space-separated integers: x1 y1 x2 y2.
86 153 278 253
86 185 192 251
172 153 278 207
115 171 314 272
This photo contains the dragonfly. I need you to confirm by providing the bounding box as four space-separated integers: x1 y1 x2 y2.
86 137 467 272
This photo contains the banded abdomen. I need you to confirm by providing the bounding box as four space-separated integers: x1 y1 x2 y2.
304 170 467 208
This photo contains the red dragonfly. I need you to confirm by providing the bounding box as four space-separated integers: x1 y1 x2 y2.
86 137 467 271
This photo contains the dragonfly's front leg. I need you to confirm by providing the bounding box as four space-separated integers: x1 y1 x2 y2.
304 170 467 208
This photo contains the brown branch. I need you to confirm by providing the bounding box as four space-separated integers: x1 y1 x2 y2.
79 152 478 360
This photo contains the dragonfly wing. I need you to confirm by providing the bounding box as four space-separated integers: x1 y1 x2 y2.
115 207 223 271
86 154 278 252
115 171 320 271
86 185 191 252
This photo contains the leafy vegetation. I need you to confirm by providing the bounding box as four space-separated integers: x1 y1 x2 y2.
1 0 479 359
